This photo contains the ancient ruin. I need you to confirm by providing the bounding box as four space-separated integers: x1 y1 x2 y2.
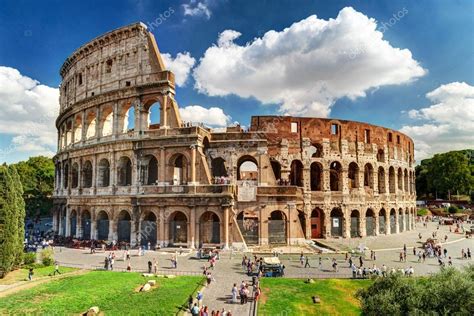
53 23 417 248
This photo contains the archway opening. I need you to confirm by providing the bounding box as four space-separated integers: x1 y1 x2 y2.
200 212 220 244
366 209 375 236
117 210 131 243
290 160 304 187
237 211 259 245
268 211 287 244
96 211 109 241
330 208 343 237
350 210 360 237
169 211 187 245
330 161 342 191
310 162 323 191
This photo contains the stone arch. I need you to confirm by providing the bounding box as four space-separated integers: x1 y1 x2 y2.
310 162 323 191
100 105 114 137
397 168 403 191
388 167 396 193
270 159 281 182
268 210 287 244
348 162 359 189
236 211 259 245
82 160 93 188
71 163 79 188
310 208 324 238
98 158 110 187
377 149 385 162
141 211 157 246
117 156 132 186
82 210 91 240
170 153 188 185
200 211 221 244
330 161 343 191
169 211 188 245
70 210 77 237
379 208 387 234
364 163 374 189
366 209 376 236
289 160 304 187
117 210 132 243
330 208 344 237
211 157 228 178
377 167 385 193
142 154 158 185
85 110 96 139
237 155 258 181
389 208 396 234
63 163 69 189
96 210 109 240
350 210 360 237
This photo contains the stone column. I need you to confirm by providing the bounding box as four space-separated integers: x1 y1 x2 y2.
190 145 197 185
190 207 196 249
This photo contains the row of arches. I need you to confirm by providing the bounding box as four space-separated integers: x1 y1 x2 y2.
65 210 222 246
56 153 192 189
59 101 162 149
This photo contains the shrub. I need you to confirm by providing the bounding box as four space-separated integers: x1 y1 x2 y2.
448 206 459 214
417 208 428 216
41 248 54 266
23 252 36 265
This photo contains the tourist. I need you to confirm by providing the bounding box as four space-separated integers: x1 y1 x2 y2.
305 256 311 268
28 267 34 281
231 283 238 303
53 262 61 275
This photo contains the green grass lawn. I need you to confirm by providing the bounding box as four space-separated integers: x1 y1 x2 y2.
258 278 372 316
0 266 77 285
0 271 204 315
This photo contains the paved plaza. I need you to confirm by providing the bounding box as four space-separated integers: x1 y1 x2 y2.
39 221 471 314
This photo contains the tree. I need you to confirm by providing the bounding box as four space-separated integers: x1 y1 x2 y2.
13 156 54 217
0 165 25 277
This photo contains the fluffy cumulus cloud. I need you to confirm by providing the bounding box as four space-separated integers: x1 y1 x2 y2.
401 82 474 161
161 52 196 86
193 7 426 117
182 0 211 20
179 105 231 127
0 66 59 161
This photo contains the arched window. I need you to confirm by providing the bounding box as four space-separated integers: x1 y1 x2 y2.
117 156 132 186
237 156 258 181
82 161 93 188
211 157 228 177
310 162 323 191
290 160 304 187
98 159 110 187
348 162 359 189
330 161 342 191
71 163 79 188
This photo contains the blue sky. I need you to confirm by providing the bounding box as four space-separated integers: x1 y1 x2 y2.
0 0 473 163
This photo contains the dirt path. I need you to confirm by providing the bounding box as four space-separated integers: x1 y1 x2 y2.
0 269 88 298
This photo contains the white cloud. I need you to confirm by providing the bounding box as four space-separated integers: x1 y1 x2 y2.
400 82 474 161
0 66 58 161
193 7 426 117
161 52 196 86
179 105 231 127
182 1 211 20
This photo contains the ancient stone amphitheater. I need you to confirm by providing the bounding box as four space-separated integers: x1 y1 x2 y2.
53 23 416 249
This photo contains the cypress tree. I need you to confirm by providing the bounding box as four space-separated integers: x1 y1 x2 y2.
0 165 16 276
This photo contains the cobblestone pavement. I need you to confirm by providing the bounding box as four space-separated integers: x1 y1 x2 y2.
48 221 473 314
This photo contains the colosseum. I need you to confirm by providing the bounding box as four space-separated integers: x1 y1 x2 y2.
52 23 417 249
